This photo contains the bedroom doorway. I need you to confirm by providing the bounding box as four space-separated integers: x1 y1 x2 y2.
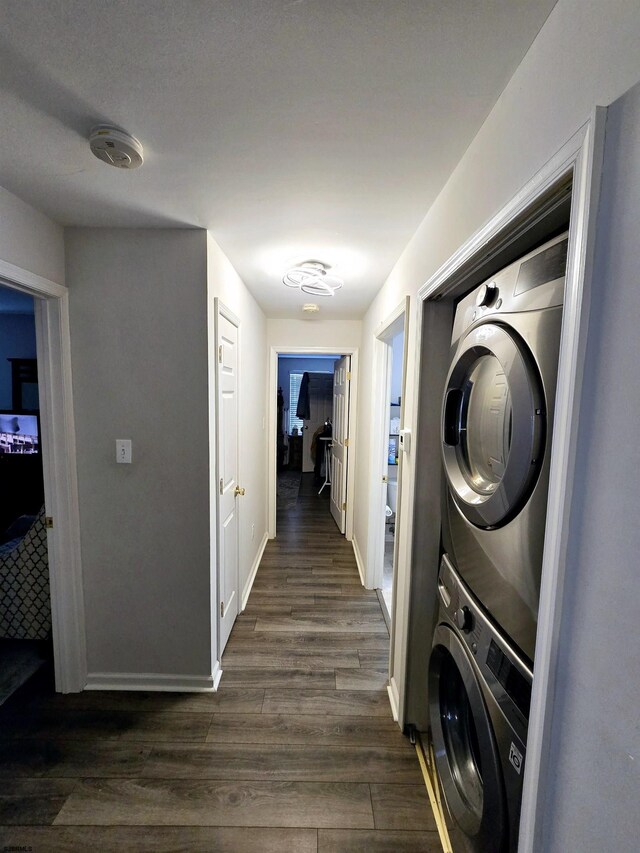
269 346 359 542
0 268 85 695
0 284 50 704
275 353 341 521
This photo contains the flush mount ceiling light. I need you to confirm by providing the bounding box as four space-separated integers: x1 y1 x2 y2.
282 260 343 297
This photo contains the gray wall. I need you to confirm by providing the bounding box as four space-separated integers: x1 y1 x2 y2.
542 80 640 850
0 312 36 408
65 229 211 677
0 186 65 284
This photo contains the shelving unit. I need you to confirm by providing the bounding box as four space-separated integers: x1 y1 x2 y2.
389 402 401 465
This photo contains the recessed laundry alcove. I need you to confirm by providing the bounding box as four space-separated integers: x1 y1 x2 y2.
398 113 605 852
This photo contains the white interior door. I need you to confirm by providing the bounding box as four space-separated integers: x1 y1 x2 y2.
330 356 351 533
216 304 240 655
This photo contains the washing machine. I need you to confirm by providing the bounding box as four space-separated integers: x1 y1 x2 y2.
441 231 567 663
429 554 533 853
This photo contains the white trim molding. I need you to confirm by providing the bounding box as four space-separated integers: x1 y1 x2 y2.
366 299 409 592
366 333 393 590
373 299 406 339
242 531 269 610
0 267 86 694
351 536 366 586
387 681 400 722
0 258 66 299
86 670 218 692
212 660 223 690
519 109 607 853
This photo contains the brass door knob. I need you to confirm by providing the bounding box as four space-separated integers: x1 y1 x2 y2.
234 486 246 496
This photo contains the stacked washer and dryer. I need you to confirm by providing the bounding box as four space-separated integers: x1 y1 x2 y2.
428 232 568 853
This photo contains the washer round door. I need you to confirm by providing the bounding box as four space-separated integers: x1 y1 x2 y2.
442 321 545 528
429 623 507 853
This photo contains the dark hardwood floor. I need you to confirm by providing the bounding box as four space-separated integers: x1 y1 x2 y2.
0 474 440 852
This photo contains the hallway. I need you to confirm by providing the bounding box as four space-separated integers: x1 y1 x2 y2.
0 483 438 851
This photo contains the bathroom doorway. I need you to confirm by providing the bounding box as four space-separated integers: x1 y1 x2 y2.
367 301 408 626
382 327 404 615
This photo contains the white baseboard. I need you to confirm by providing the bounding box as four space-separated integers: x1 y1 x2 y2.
352 536 366 586
85 670 217 692
241 531 268 610
388 679 400 723
212 660 223 690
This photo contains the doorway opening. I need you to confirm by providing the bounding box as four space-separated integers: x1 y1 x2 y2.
0 267 84 696
276 354 341 519
268 346 359 544
381 324 405 618
368 303 408 630
0 284 50 703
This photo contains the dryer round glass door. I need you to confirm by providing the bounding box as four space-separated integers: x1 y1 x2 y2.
442 322 545 528
429 624 507 852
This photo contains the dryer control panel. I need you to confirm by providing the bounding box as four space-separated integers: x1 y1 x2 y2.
450 231 568 347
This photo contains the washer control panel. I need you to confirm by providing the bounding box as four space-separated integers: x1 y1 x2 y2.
454 605 473 633
438 554 532 741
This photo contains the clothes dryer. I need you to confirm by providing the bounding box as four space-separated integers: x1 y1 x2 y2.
441 232 567 663
429 555 532 853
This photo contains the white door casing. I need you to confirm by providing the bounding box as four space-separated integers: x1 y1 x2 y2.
0 262 86 693
330 355 350 533
216 303 240 655
366 300 408 592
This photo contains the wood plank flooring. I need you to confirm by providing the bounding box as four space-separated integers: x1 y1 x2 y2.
0 475 440 851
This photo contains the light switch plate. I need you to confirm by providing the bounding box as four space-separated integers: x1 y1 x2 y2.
116 439 132 464
399 429 411 454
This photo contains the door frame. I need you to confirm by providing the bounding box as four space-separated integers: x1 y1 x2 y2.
267 345 359 542
367 298 408 592
212 298 240 680
367 299 409 721
329 355 351 534
400 111 606 851
0 258 86 693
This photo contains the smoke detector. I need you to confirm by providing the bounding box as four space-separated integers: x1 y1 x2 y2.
89 125 144 169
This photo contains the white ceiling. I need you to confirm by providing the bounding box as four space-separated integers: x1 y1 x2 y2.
0 1 557 319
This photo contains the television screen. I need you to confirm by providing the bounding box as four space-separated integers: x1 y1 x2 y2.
0 413 39 455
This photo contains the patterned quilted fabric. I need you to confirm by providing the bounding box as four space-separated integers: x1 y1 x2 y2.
0 507 51 640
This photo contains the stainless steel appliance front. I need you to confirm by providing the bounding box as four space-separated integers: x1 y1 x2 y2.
441 232 567 662
429 555 533 853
